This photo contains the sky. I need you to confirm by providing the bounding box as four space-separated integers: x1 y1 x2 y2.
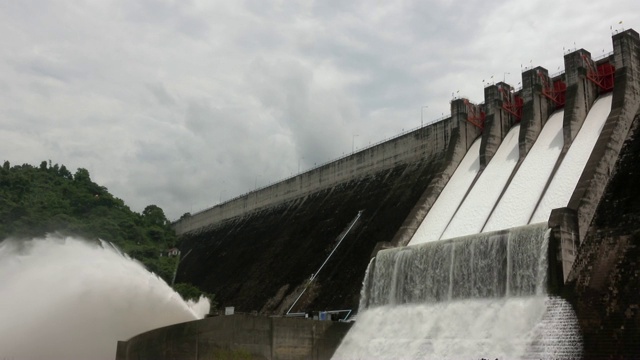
1 1 638 221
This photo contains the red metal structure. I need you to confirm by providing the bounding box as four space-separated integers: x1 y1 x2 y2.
581 54 615 92
538 71 567 108
464 99 485 129
498 85 523 121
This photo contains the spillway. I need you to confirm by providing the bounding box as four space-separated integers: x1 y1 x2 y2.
530 93 613 223
414 93 612 242
483 110 564 232
337 89 616 360
334 224 582 359
440 125 520 240
409 138 481 245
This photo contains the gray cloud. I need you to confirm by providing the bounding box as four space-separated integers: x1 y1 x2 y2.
0 0 638 220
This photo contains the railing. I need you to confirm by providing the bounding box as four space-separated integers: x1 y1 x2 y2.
593 50 614 62
284 309 354 321
178 114 452 221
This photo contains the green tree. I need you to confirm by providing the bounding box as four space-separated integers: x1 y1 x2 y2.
73 168 91 183
0 161 211 301
173 282 216 305
142 204 169 227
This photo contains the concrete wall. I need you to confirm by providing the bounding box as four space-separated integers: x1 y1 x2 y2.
174 117 456 236
174 96 482 314
176 156 454 313
568 29 640 240
115 314 352 360
563 102 640 358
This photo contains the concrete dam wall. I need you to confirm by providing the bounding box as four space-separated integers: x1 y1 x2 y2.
153 29 640 359
174 111 481 313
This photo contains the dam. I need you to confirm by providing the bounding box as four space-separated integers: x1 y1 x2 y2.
117 29 640 359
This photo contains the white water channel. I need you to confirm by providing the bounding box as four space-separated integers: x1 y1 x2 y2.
440 125 521 240
0 236 210 360
409 138 481 245
483 110 565 232
530 93 613 222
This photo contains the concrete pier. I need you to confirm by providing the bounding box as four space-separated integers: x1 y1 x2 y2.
518 66 556 159
480 82 518 168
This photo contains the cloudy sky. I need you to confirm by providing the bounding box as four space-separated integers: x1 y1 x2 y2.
1 1 638 220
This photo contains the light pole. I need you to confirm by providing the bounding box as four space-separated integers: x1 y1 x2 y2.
421 106 428 127
352 134 359 153
298 157 304 173
503 72 510 83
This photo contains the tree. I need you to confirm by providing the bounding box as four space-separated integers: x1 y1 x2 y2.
142 205 169 227
173 282 216 305
58 165 72 179
73 168 91 183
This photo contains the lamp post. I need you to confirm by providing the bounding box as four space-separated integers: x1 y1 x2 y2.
352 134 359 153
504 72 510 83
421 106 428 127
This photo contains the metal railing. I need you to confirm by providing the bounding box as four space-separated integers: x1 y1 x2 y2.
550 70 566 79
593 50 614 62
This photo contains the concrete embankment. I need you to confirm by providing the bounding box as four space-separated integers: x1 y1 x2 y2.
175 110 480 313
116 314 352 360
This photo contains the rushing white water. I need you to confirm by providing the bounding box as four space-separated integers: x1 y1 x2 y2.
530 93 613 223
441 125 520 240
362 224 548 308
336 225 582 359
483 110 565 232
409 138 481 245
0 235 210 360
333 297 580 360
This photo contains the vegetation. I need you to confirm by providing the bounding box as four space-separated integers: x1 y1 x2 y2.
0 160 211 303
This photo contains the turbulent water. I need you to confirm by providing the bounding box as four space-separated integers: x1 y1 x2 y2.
335 224 582 359
0 235 210 360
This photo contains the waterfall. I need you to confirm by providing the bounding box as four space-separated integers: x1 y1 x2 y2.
333 224 582 359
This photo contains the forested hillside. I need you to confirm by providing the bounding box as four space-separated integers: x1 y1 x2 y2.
0 160 207 301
